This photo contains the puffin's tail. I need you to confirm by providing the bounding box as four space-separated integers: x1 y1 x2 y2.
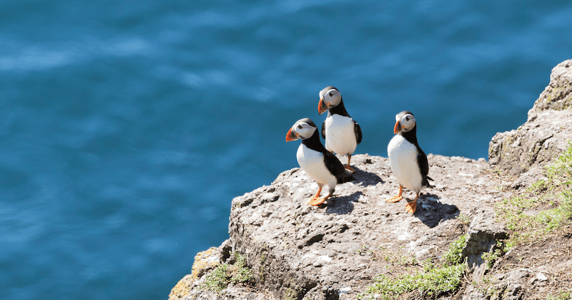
338 170 355 184
423 176 434 188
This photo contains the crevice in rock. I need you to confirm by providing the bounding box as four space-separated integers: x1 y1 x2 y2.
298 232 325 249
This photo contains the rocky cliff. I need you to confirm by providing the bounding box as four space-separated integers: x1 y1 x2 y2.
489 60 572 176
170 60 572 300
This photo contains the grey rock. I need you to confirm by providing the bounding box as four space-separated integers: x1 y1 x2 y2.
487 269 531 300
536 272 548 281
529 59 572 113
506 269 531 282
462 284 487 300
178 153 507 299
489 59 572 175
463 209 509 282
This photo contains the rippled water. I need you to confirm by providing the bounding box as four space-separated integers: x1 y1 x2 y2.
1 0 571 299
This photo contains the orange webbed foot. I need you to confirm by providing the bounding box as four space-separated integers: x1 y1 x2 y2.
386 186 403 203
307 187 323 205
405 199 418 214
308 192 331 206
405 194 420 214
307 196 318 205
308 197 326 206
385 195 403 203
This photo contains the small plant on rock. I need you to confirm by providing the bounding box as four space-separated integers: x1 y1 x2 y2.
199 252 253 293
547 291 572 300
442 234 467 266
358 235 468 299
457 213 471 225
481 248 502 270
496 142 572 248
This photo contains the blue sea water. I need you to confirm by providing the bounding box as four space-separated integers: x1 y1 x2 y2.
1 0 571 299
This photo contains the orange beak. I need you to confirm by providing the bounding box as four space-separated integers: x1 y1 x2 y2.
394 120 400 134
286 128 297 142
318 98 328 115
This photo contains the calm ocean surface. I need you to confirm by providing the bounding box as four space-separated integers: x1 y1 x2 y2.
1 0 571 299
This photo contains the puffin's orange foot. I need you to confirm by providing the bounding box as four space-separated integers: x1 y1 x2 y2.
308 197 326 206
385 195 403 203
405 200 417 214
345 165 355 172
307 187 323 205
306 196 318 205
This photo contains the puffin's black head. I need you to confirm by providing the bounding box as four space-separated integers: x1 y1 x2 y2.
394 111 416 134
286 118 318 142
318 86 342 115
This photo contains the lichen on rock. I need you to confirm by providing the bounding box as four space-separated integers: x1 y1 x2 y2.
529 60 572 113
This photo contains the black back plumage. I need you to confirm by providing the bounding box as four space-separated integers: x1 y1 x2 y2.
354 120 362 144
398 113 432 187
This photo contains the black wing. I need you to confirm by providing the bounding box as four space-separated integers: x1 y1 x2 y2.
416 146 432 186
354 120 362 144
321 120 326 140
323 151 353 183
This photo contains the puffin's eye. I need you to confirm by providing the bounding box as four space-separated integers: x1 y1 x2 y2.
328 92 333 97
298 124 303 129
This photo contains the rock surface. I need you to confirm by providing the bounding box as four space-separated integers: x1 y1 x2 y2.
172 154 508 300
489 60 572 175
170 59 572 300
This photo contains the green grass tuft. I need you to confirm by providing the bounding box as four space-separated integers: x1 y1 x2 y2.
481 247 502 270
545 142 572 188
199 252 253 293
496 141 572 248
547 291 572 300
359 264 465 299
456 213 471 225
537 191 572 231
442 234 467 266
200 263 230 293
359 235 468 299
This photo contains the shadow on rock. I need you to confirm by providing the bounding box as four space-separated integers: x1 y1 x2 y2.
413 192 459 228
324 191 363 215
350 167 384 187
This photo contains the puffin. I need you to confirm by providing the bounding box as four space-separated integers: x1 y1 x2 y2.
386 111 432 214
318 86 362 172
286 118 354 206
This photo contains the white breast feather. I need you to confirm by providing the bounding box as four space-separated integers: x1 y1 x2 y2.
297 144 337 193
388 135 423 193
324 114 357 155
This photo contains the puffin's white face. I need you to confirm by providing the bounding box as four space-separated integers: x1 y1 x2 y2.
318 86 342 114
320 88 341 107
292 120 317 140
286 119 317 141
396 113 416 133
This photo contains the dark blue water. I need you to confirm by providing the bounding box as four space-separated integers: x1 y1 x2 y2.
1 0 571 299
